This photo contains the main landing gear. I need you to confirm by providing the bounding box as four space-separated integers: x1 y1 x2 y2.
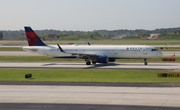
85 60 96 65
92 61 96 65
144 58 148 65
86 61 91 65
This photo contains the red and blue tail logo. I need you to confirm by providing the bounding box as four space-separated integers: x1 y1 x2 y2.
24 26 46 46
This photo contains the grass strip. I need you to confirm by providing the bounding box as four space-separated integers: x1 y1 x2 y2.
0 47 23 51
0 56 83 62
0 69 179 83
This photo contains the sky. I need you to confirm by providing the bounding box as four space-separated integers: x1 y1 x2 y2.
0 0 180 31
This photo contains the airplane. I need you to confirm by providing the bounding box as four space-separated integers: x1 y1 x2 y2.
22 26 163 65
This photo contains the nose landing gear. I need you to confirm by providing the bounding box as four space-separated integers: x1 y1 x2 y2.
144 58 148 65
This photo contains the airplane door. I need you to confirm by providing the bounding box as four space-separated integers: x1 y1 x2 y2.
43 48 48 55
78 48 83 53
114 48 118 55
143 48 147 55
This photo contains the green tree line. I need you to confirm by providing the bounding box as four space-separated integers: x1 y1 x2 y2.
0 27 180 40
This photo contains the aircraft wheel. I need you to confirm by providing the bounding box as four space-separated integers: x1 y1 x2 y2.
144 58 148 65
92 61 96 65
144 62 148 65
86 61 91 65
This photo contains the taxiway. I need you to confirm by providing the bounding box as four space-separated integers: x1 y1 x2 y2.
0 85 180 108
0 62 179 70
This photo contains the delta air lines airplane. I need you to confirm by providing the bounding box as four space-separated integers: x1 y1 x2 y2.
22 27 163 65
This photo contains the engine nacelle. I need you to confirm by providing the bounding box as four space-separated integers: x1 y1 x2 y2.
96 56 109 63
108 58 116 62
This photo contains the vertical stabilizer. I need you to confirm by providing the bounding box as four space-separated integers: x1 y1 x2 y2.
24 26 46 46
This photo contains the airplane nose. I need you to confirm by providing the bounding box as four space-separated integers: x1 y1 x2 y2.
158 51 163 57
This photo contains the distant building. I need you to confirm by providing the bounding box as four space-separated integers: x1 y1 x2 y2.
147 34 159 39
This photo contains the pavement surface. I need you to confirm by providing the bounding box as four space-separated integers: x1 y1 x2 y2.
0 82 180 87
0 103 180 110
0 85 180 109
0 62 179 70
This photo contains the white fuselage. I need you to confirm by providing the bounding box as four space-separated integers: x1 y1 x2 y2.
22 45 163 59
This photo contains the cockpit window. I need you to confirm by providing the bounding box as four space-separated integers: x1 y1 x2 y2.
151 49 158 51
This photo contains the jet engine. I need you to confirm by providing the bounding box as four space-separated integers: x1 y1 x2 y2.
96 56 109 63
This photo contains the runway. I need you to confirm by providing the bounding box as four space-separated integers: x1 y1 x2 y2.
0 51 180 56
0 62 179 70
0 85 180 109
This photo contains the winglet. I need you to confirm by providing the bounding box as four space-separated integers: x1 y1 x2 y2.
57 44 65 52
24 26 46 46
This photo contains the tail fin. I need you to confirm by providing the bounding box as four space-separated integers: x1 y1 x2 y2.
24 26 46 46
